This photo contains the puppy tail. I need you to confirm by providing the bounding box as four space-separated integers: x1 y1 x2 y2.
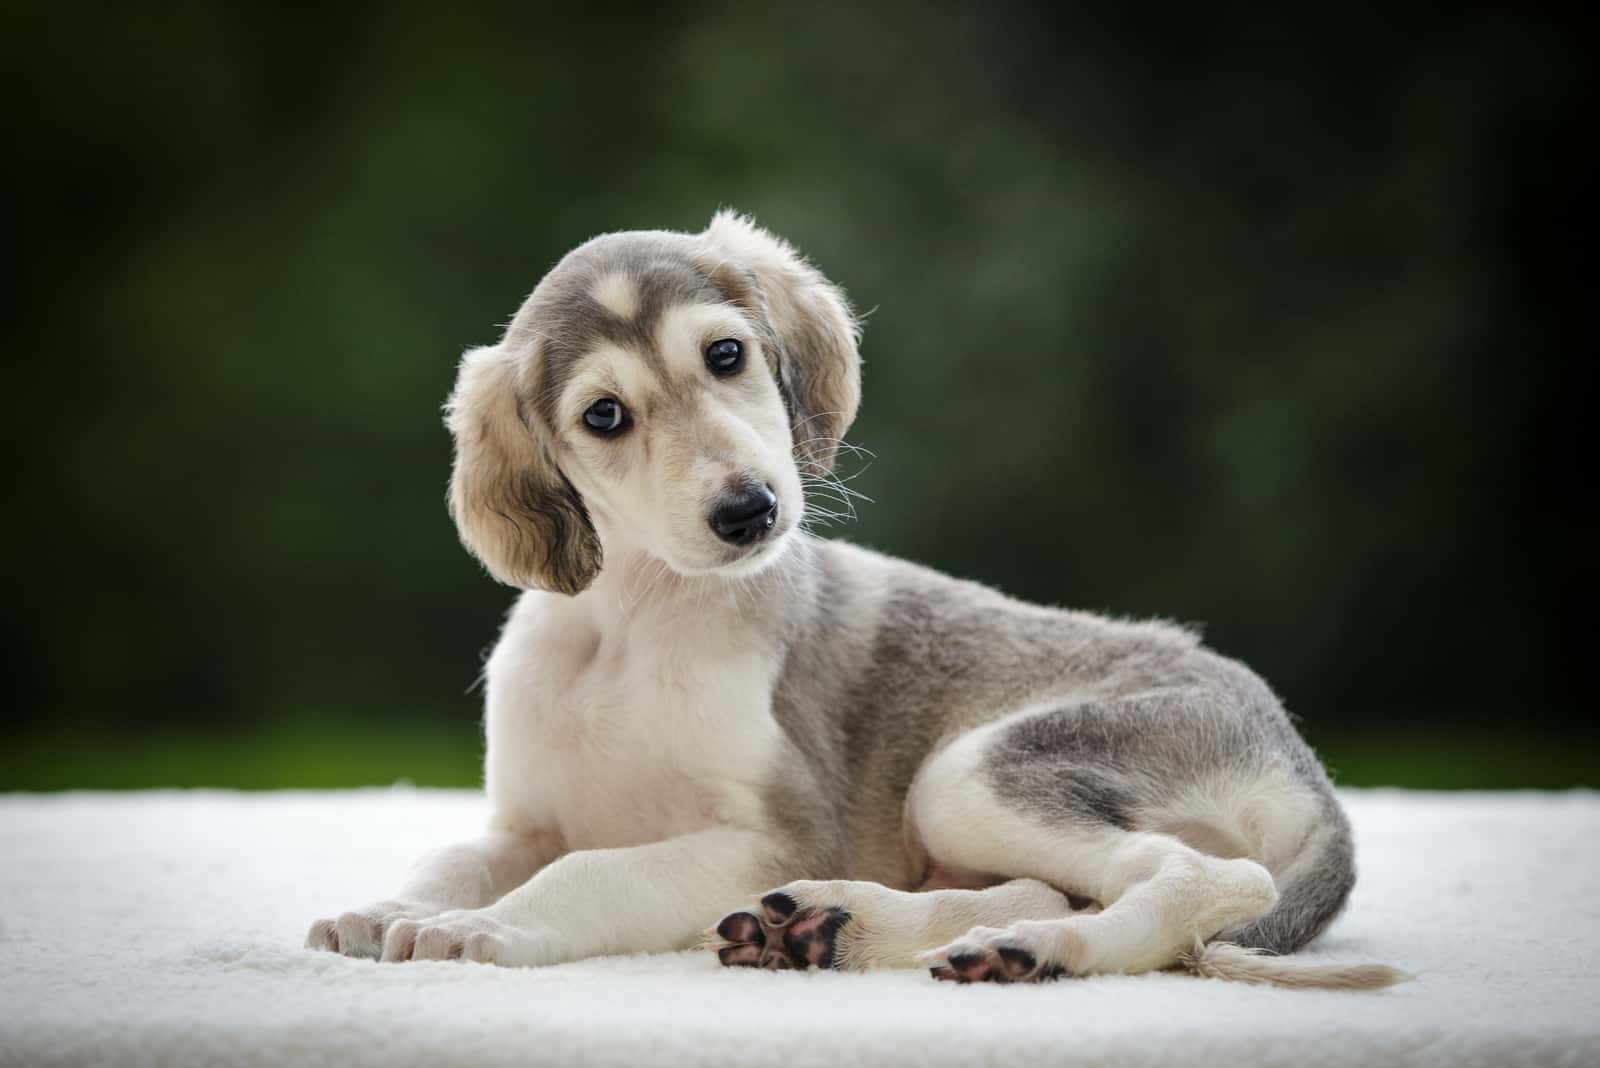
1177 939 1412 991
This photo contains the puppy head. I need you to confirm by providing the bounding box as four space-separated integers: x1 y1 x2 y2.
445 211 861 594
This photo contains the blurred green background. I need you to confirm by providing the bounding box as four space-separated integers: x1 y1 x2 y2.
4 5 1591 791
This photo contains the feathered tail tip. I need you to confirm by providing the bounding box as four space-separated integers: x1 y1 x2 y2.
1177 940 1412 991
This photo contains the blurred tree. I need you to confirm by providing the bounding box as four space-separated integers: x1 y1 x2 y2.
2 3 1591 785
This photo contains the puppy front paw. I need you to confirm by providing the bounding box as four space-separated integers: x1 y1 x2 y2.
707 883 853 971
379 909 563 967
306 899 438 959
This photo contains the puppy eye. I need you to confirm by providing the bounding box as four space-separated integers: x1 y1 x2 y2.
582 397 628 436
705 338 744 376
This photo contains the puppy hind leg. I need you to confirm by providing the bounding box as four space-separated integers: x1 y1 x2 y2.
920 839 1278 982
909 711 1279 982
706 877 1081 972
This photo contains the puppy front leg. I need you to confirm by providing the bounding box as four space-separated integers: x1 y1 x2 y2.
381 827 783 966
308 827 560 959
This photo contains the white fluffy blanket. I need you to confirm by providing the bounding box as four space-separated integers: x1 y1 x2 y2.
2 789 1596 1067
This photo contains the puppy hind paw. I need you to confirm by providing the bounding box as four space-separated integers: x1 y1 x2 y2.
919 925 1072 985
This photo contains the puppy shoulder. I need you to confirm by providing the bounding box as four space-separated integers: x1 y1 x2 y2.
485 588 589 681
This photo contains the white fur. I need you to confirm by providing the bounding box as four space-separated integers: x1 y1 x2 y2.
483 559 783 851
590 271 639 319
377 546 798 964
723 877 1086 970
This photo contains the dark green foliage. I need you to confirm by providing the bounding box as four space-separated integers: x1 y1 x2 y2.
3 4 1590 786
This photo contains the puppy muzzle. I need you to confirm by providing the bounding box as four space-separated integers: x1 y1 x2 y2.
709 482 779 546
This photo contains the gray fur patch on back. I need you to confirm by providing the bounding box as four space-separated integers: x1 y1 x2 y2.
747 535 1360 953
982 708 1142 829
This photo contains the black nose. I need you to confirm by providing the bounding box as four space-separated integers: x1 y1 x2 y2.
710 483 779 546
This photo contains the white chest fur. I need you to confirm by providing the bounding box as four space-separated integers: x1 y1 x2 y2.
481 584 784 851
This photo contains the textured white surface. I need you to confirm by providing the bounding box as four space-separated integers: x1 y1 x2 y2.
1 788 1596 1067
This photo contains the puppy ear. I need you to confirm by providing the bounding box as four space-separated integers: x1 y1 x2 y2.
444 344 601 595
701 210 862 472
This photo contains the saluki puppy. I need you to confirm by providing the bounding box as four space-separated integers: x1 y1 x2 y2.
307 212 1402 988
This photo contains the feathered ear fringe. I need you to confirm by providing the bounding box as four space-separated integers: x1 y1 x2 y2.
699 211 862 475
445 344 601 595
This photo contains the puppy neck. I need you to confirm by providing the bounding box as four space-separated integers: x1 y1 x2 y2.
580 532 817 628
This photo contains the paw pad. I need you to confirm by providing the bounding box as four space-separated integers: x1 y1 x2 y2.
926 938 1071 984
716 911 765 946
995 946 1037 980
710 892 850 972
760 891 798 923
